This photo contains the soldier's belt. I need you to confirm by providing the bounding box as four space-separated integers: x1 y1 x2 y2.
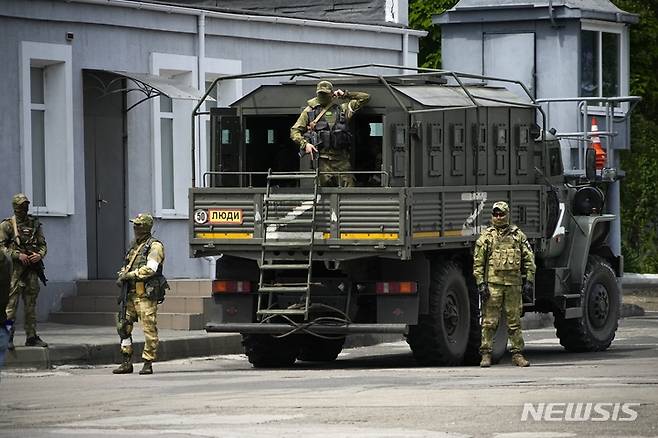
135 282 145 295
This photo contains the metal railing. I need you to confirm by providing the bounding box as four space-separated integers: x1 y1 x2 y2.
536 96 641 172
202 170 391 188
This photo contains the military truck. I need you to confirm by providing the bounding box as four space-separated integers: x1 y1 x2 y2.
189 65 638 367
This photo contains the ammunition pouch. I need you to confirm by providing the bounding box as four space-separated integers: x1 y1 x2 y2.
330 126 352 150
145 274 169 304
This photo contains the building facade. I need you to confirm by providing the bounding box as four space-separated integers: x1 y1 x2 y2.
0 0 423 320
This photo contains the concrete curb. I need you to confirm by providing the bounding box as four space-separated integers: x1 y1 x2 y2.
623 273 658 288
3 334 407 370
4 334 243 370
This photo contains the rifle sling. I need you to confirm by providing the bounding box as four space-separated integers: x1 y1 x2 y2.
10 216 20 246
307 102 336 131
126 240 149 272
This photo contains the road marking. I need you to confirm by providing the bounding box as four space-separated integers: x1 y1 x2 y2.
494 433 576 438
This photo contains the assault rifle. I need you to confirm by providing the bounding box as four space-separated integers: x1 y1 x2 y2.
116 278 130 334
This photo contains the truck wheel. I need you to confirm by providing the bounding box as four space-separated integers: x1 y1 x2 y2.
298 336 345 362
463 283 507 366
553 256 620 352
407 260 471 366
242 334 300 368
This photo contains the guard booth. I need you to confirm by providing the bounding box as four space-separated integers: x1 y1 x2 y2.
435 0 640 256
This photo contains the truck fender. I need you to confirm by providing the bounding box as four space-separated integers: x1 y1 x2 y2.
568 214 617 287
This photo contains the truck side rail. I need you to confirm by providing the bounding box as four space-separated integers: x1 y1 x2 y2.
202 170 392 188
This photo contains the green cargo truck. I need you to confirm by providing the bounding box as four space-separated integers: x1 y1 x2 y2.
189 65 638 367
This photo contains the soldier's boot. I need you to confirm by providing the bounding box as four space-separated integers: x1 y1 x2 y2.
25 335 48 348
139 360 153 375
512 353 530 367
479 354 492 368
113 354 133 374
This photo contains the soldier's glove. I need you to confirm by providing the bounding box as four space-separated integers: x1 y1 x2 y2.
522 281 534 303
478 283 490 302
123 271 137 281
116 271 136 287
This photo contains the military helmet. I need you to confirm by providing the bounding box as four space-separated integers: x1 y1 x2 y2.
130 213 154 229
492 201 509 215
316 80 333 95
12 193 30 208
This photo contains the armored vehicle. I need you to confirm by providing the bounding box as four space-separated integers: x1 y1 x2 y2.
189 65 637 367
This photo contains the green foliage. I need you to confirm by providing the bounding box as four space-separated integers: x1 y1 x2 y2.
619 114 658 272
613 1 658 272
408 0 457 68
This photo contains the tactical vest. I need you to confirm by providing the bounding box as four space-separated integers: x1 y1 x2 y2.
4 216 41 252
306 103 352 150
125 237 163 273
484 226 525 285
124 236 168 303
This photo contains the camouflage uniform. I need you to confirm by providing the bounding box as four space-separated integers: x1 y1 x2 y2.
473 201 535 367
0 249 11 367
0 194 48 348
114 213 165 375
290 81 370 187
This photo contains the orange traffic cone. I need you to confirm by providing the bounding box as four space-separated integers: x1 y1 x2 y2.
590 117 606 170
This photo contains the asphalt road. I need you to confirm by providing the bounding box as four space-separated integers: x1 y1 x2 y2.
1 314 657 438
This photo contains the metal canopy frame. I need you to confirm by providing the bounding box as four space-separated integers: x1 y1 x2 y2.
85 69 209 112
191 63 549 188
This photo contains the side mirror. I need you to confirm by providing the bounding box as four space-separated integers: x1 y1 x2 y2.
585 148 596 180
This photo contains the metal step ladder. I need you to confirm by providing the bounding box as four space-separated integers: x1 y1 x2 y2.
257 168 320 320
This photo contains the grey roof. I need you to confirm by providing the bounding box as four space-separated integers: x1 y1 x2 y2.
393 85 532 108
435 0 638 24
452 0 625 13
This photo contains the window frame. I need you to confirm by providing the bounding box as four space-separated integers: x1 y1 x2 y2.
151 53 197 219
580 20 629 113
19 42 74 216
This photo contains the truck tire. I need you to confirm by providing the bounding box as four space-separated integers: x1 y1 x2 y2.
298 336 345 362
242 334 300 368
553 256 620 352
407 260 471 366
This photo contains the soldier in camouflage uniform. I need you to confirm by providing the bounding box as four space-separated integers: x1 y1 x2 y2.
0 194 48 349
290 80 370 187
113 213 165 375
473 201 535 368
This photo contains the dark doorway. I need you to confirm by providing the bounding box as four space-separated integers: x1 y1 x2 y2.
83 71 126 279
244 115 300 187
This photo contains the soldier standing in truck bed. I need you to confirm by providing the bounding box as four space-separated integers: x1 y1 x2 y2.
473 201 535 367
0 193 48 350
290 80 370 187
